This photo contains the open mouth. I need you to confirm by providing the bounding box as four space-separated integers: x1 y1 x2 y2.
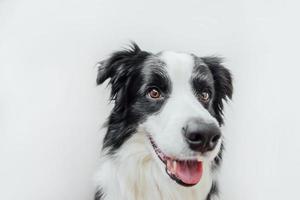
148 136 203 187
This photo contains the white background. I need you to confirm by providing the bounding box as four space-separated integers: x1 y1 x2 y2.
1 0 300 199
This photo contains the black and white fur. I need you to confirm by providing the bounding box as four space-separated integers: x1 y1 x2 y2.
95 43 233 200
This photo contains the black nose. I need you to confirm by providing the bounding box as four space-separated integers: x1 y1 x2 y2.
183 119 221 153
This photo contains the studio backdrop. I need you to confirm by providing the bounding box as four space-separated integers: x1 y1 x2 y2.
1 0 299 200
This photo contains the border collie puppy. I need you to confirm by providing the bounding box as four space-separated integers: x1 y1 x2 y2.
95 43 233 200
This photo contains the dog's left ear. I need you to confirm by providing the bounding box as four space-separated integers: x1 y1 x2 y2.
202 57 233 125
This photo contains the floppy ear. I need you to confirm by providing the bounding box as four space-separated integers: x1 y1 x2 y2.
96 43 149 111
202 56 233 125
96 43 141 85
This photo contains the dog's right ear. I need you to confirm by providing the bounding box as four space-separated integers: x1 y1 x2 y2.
96 43 148 102
96 43 141 85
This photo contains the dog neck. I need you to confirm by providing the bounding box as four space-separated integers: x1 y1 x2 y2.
95 132 216 200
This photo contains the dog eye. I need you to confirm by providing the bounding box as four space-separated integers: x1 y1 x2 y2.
199 91 211 103
148 88 161 99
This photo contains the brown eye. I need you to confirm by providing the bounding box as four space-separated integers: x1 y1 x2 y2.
148 88 161 99
199 91 210 103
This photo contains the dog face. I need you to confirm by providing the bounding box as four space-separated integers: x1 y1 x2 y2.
97 43 232 186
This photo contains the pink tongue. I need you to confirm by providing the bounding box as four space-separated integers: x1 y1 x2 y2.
175 161 203 185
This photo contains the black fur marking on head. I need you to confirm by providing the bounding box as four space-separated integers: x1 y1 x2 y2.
201 57 233 125
97 43 171 154
191 60 215 110
206 181 219 200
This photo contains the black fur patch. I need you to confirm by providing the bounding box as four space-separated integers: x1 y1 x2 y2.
94 188 104 200
206 182 219 200
201 57 233 125
191 60 215 111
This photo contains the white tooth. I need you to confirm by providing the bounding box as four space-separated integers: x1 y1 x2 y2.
197 155 203 162
173 161 177 171
167 160 172 168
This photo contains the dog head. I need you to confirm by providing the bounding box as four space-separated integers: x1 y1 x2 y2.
97 43 232 186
